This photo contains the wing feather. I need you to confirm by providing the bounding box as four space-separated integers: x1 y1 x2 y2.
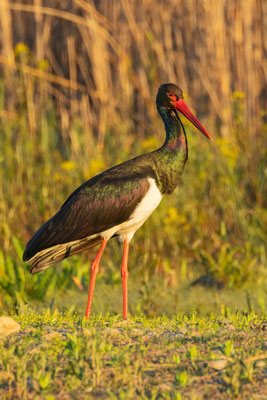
23 171 151 262
29 235 103 274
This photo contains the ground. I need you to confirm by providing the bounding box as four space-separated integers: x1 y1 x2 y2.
0 307 266 399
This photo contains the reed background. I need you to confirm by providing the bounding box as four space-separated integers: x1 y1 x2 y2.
0 0 266 315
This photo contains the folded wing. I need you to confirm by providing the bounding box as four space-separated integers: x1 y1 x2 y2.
23 167 151 272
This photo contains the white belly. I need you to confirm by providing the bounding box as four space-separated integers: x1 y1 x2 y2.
101 178 162 242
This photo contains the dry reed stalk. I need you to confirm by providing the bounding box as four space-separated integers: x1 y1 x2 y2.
81 93 94 154
34 0 44 62
67 35 78 117
0 0 14 64
6 2 126 57
25 73 36 136
0 0 15 112
74 0 113 29
0 54 86 92
0 0 265 145
0 109 20 120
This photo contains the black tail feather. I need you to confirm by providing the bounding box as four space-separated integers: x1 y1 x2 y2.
28 236 102 274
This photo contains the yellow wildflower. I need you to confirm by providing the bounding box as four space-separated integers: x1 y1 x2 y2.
44 167 51 176
60 161 76 171
168 207 180 222
164 207 187 226
54 173 64 182
84 159 105 180
232 91 245 100
14 42 30 56
199 170 207 181
142 137 159 151
37 59 49 71
216 137 239 167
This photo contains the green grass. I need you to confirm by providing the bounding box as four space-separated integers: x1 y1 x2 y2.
0 306 266 399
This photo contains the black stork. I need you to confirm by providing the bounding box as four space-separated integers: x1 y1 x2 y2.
23 83 212 319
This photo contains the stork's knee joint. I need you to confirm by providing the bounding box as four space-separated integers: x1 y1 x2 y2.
121 269 129 279
92 262 99 275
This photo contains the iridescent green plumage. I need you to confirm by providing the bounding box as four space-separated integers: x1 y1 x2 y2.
153 104 188 194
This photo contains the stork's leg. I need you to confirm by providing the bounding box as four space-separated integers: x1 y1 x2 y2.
85 239 107 318
121 239 130 320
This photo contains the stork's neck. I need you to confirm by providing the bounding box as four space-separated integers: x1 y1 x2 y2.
157 104 187 152
153 104 188 194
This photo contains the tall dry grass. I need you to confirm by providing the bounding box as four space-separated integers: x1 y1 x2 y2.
0 0 265 145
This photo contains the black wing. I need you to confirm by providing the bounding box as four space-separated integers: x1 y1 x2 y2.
23 158 154 262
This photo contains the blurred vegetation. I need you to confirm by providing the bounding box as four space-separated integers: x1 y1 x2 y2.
0 1 266 315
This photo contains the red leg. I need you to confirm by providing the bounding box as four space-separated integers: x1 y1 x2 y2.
121 239 130 320
85 239 107 318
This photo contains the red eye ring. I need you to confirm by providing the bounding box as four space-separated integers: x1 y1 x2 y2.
167 92 176 100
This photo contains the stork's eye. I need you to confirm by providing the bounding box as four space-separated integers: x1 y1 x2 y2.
167 92 176 100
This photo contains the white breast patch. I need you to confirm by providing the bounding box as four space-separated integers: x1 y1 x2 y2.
100 178 162 242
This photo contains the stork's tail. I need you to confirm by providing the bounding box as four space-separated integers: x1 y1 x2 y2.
27 236 102 274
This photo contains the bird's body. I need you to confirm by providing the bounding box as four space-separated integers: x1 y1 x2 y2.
23 83 212 319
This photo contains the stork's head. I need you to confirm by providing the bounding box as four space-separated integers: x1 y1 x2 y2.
157 83 212 140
